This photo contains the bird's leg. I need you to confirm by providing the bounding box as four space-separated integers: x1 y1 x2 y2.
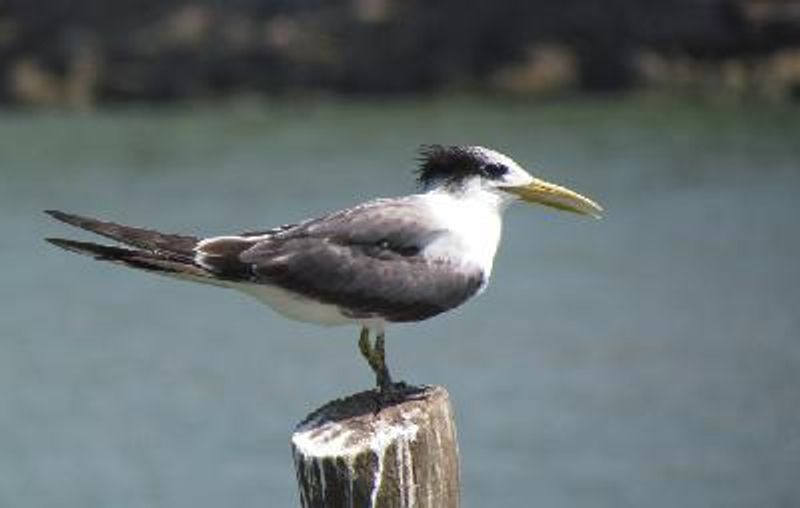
358 327 383 386
357 327 394 395
358 327 374 369
374 332 393 394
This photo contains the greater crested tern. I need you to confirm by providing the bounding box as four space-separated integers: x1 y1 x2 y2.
46 145 602 396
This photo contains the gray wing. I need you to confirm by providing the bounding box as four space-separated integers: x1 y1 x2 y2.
45 210 198 254
200 198 485 322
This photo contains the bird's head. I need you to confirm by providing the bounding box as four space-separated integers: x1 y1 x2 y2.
416 145 603 218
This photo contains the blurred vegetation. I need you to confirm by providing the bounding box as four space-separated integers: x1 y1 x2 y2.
2 0 800 106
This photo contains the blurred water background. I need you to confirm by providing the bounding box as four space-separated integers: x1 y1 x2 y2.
1 96 798 507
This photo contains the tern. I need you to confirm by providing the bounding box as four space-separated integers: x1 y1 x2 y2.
46 145 602 396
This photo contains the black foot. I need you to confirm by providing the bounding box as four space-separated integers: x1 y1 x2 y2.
359 328 421 407
373 381 428 409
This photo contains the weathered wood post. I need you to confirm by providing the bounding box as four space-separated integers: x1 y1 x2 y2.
291 385 460 508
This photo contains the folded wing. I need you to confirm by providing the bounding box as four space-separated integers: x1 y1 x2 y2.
235 198 485 322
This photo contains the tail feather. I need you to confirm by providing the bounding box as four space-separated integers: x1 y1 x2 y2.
46 238 212 279
45 210 198 255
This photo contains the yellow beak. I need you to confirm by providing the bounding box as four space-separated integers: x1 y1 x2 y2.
500 178 603 218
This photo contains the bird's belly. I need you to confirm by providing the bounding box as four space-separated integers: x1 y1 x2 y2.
238 283 354 327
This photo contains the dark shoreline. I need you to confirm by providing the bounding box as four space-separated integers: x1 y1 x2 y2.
3 0 800 106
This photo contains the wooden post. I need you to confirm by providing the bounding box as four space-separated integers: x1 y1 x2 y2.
291 385 460 508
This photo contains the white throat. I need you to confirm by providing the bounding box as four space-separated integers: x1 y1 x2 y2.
420 182 509 277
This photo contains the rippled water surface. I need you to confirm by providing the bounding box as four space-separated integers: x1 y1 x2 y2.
1 97 799 507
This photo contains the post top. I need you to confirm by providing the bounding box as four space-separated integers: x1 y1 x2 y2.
292 385 451 458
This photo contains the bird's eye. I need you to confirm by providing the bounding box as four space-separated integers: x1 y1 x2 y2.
482 163 508 179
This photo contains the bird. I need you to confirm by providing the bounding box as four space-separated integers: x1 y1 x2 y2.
46 145 602 397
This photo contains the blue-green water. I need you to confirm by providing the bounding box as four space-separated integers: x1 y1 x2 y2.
1 97 799 507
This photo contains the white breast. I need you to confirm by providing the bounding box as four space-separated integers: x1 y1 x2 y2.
419 190 504 277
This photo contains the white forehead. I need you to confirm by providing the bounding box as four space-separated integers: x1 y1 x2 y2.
472 146 525 171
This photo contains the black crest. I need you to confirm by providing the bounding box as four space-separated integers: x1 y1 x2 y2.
416 145 506 188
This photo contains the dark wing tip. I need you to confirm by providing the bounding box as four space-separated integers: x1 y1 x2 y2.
45 237 68 247
44 209 64 219
44 209 199 255
44 209 84 227
46 237 140 262
45 238 101 260
45 237 97 255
